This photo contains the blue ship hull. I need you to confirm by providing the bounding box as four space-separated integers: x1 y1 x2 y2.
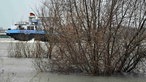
6 29 48 41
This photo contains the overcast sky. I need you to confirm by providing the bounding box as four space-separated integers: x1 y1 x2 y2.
0 0 42 29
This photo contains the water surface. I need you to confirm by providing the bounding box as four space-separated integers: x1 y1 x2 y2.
0 38 146 82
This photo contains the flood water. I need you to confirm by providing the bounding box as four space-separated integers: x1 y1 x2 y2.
0 38 146 82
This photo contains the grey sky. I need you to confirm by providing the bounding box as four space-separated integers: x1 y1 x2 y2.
0 0 42 29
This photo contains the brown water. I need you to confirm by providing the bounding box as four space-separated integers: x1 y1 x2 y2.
0 38 146 82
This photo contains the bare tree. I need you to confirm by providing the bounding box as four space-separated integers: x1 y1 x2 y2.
11 0 146 75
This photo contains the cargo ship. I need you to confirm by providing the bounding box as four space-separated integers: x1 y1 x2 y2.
5 13 48 41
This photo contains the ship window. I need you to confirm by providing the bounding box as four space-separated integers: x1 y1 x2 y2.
27 26 34 30
18 25 25 30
